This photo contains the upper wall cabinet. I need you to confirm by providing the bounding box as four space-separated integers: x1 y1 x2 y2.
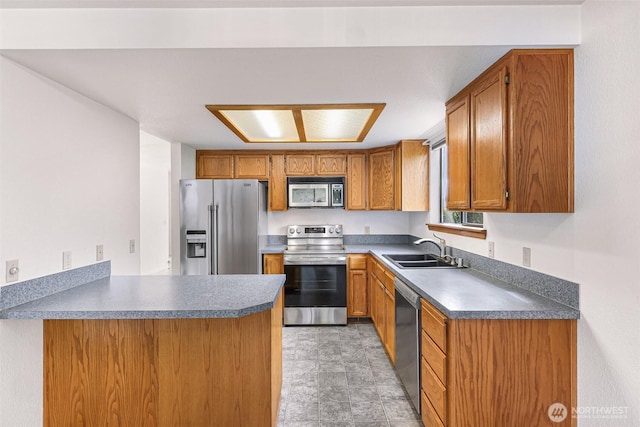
196 152 233 179
446 49 574 213
285 153 347 176
395 140 429 212
368 147 395 210
234 154 270 180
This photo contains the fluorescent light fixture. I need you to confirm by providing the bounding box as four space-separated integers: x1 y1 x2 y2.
205 104 385 143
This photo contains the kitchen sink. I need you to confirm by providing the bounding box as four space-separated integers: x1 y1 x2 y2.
382 253 460 269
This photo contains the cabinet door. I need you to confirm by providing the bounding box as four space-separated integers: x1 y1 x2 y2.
384 287 395 364
375 279 386 341
348 270 368 317
470 66 508 210
368 149 395 210
197 153 233 179
317 154 346 175
397 140 429 212
269 155 287 211
234 154 270 179
285 154 315 175
446 96 471 210
263 254 284 274
346 154 367 210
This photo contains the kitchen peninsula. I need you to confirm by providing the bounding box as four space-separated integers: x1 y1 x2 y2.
0 271 286 427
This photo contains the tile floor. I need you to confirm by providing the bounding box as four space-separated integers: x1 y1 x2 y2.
278 323 423 427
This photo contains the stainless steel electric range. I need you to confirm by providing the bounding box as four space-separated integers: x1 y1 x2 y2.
283 224 347 325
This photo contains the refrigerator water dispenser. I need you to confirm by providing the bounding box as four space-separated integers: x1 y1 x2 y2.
186 230 207 258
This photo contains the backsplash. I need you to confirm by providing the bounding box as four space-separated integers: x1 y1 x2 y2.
0 261 111 310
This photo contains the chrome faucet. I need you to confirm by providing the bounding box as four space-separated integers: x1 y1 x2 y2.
413 234 447 258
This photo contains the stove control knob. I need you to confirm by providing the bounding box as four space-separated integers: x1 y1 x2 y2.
329 227 335 233
296 227 301 234
288 228 295 235
335 227 342 234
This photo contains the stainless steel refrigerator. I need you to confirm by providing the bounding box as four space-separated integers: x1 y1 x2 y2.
179 179 268 275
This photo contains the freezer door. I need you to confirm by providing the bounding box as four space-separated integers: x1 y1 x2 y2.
180 179 214 275
214 180 261 274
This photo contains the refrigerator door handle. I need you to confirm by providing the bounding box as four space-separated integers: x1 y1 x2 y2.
211 204 219 275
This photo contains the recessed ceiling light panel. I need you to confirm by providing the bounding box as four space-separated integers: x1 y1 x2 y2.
206 103 385 143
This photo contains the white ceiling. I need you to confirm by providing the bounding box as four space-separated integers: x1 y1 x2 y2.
0 1 582 150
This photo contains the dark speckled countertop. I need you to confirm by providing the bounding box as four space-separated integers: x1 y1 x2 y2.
0 274 286 320
264 243 579 320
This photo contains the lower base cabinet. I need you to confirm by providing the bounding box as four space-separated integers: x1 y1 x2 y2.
369 256 395 364
43 294 283 427
420 298 577 426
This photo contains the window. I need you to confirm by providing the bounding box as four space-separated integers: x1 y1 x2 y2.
438 144 483 227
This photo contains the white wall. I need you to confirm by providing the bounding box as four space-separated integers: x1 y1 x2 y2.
0 57 141 425
414 2 640 424
140 131 171 274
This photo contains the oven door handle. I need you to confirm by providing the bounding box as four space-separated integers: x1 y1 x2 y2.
284 256 347 265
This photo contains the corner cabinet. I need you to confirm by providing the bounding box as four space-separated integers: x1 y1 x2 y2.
446 49 574 213
420 298 577 427
395 139 429 211
346 153 367 210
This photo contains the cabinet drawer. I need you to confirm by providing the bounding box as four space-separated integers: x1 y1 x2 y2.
421 299 447 352
421 357 447 424
421 390 445 427
348 255 367 270
421 330 447 385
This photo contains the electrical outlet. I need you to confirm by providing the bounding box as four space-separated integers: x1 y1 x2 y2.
96 244 104 261
364 226 370 235
523 247 531 267
63 251 72 270
6 259 19 283
129 239 136 254
488 241 495 258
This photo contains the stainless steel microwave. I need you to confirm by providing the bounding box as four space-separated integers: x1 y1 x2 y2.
288 178 344 208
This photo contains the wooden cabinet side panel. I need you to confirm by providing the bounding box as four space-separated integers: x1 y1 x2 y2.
346 154 367 210
234 154 270 179
348 269 369 317
368 150 395 210
271 292 284 426
470 66 508 210
197 153 234 179
44 319 159 427
446 96 471 210
511 51 574 212
399 140 430 211
317 153 346 175
158 314 273 427
448 319 577 427
269 155 288 211
384 287 395 365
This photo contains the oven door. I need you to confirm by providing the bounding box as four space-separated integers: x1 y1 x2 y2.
283 263 347 325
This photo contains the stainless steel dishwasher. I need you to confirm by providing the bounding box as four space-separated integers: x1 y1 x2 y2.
394 277 421 414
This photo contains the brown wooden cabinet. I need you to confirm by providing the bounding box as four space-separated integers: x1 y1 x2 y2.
347 254 368 317
268 155 287 211
317 153 346 175
445 49 574 212
346 153 367 210
395 139 429 211
285 154 315 175
368 148 395 210
263 253 284 275
196 152 233 179
234 154 270 180
420 298 577 427
368 256 395 364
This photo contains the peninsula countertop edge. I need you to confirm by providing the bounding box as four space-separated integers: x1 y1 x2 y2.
0 274 286 320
